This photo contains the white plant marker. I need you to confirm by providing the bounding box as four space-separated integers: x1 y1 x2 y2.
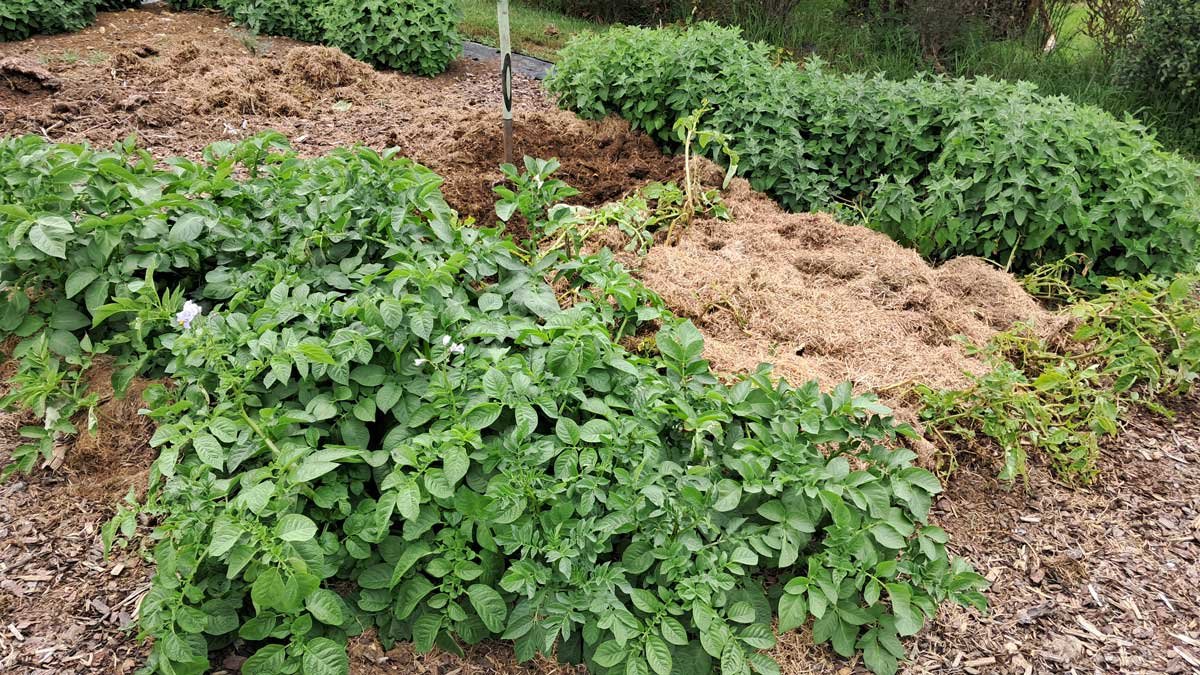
498 0 513 165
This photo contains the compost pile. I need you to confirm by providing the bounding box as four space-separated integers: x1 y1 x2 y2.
0 7 1198 675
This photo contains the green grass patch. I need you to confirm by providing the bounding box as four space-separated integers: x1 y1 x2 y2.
458 0 598 61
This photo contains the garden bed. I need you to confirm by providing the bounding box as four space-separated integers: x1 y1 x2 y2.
1 7 1198 675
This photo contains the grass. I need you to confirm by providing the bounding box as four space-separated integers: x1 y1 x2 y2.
458 0 599 61
37 50 81 65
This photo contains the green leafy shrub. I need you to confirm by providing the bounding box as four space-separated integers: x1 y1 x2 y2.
867 91 1200 276
1 134 986 675
1118 0 1200 106
218 0 325 43
0 0 96 41
320 0 460 75
546 23 1200 278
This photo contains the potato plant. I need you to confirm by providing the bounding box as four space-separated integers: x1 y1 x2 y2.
0 134 986 675
546 23 1200 279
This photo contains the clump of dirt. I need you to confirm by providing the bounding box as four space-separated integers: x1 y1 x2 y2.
631 171 1058 404
163 44 384 117
68 362 156 502
164 40 201 68
186 45 383 117
437 113 680 233
282 45 375 89
0 57 62 93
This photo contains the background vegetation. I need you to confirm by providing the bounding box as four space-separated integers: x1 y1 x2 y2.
18 0 1196 158
524 0 1200 158
547 23 1200 278
0 0 98 42
459 0 597 61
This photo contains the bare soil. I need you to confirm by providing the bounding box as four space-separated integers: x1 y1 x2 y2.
0 6 677 233
0 365 154 675
1 7 1198 675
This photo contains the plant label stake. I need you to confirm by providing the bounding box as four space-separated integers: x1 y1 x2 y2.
498 0 513 165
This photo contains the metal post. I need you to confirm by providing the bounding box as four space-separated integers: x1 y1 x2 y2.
498 0 513 165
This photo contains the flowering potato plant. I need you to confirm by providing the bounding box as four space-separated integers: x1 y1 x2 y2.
0 134 986 675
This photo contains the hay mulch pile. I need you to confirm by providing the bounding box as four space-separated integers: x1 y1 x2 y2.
1 6 1198 675
625 176 1057 397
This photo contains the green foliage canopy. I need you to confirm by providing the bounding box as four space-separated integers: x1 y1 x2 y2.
320 0 461 76
0 0 96 42
219 0 325 43
546 23 1200 278
1119 0 1200 106
0 133 986 675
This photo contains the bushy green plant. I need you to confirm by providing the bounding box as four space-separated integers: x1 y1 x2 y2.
219 0 325 43
1 134 986 675
0 132 295 473
0 0 96 42
546 23 1200 278
320 0 461 75
867 90 1200 275
1118 0 1200 106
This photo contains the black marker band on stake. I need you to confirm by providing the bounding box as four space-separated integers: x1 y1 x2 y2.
502 53 513 118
